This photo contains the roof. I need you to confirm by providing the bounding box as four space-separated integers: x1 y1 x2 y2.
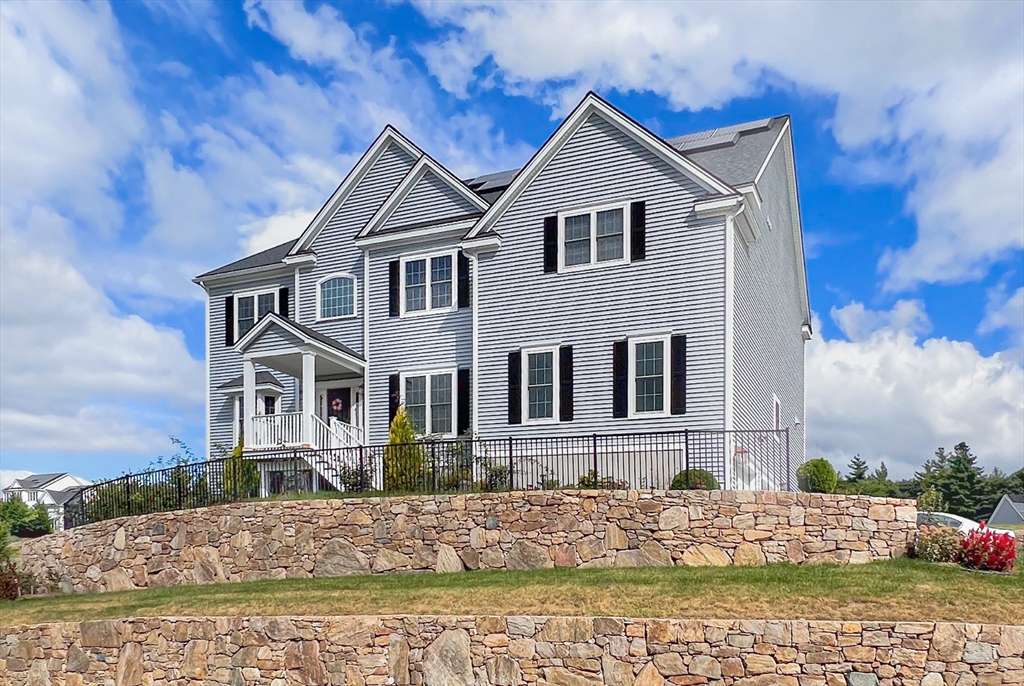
235 312 364 362
217 371 285 391
6 473 66 490
49 487 86 506
1008 494 1024 504
198 108 790 278
194 239 298 280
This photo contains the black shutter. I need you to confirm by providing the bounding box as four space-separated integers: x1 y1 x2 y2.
278 287 289 319
612 340 628 418
457 368 471 435
457 251 471 308
388 374 400 426
543 216 558 273
630 201 646 261
224 296 234 346
507 351 522 425
559 345 574 422
671 334 687 415
388 260 400 317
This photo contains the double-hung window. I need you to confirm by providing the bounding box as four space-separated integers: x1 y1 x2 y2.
401 369 456 435
402 252 454 315
628 334 670 418
522 347 559 422
235 289 278 339
559 202 629 271
318 274 356 320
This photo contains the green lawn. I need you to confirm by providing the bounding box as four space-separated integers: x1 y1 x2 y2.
2 558 1022 627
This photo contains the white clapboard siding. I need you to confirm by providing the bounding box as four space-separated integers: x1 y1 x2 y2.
731 130 806 469
476 112 727 438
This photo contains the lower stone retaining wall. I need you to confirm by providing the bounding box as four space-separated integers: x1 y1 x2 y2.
2 616 1021 685
21 490 917 594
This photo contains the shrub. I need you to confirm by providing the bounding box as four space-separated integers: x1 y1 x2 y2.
912 525 962 563
670 469 720 490
222 441 260 499
0 560 19 600
577 470 628 490
960 523 1016 573
383 406 425 491
797 458 838 493
917 486 944 513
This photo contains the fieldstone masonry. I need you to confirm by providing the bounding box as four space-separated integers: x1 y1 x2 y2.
2 616 1020 685
19 490 917 594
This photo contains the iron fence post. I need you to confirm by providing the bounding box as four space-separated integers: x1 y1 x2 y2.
507 437 514 491
684 428 690 488
592 433 598 484
785 428 791 491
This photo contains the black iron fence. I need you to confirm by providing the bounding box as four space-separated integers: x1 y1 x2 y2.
63 429 790 529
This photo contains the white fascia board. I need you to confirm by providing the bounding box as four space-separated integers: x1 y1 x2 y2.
290 126 423 254
192 262 294 288
234 313 366 371
754 118 790 186
734 209 758 244
460 234 503 255
357 155 487 240
283 253 316 266
694 195 744 217
354 217 478 249
736 183 763 209
465 92 736 241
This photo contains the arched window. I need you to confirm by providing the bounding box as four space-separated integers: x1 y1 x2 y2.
318 275 356 319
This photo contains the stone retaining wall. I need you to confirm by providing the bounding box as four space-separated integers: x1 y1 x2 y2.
2 615 1021 685
20 490 917 594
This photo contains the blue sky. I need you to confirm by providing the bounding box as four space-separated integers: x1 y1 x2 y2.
1 1 1022 486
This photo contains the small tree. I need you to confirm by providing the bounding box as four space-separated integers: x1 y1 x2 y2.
384 406 425 491
846 455 868 482
222 439 260 499
917 486 943 513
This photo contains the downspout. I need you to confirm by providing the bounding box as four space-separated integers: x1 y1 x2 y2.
723 202 744 489
363 250 371 444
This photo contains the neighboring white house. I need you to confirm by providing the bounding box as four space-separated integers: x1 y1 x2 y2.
194 92 810 494
989 494 1024 526
1 473 92 532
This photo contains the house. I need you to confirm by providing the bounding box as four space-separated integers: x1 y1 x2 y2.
194 92 810 494
1 473 92 532
989 494 1024 526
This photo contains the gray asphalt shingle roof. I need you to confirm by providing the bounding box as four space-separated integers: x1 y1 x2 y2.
217 371 285 391
200 116 788 278
7 473 65 490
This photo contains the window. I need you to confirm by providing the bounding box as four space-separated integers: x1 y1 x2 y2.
628 334 670 418
773 395 782 432
401 251 456 316
559 202 630 271
523 347 559 422
318 274 356 320
264 396 277 415
401 369 457 435
235 289 277 339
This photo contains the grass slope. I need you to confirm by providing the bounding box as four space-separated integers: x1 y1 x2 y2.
3 559 1022 627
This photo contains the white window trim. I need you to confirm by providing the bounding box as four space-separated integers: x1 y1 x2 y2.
558 200 632 273
399 250 458 318
398 367 458 437
521 345 560 425
234 288 278 342
627 333 672 419
773 394 782 441
315 272 358 322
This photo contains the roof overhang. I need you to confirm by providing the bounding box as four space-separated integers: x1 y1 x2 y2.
234 313 365 375
465 91 737 241
460 233 503 255
192 262 294 289
355 217 478 249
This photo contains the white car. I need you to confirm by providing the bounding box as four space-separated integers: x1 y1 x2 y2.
917 511 1017 538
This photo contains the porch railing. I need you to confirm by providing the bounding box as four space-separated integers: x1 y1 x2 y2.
251 412 303 448
330 417 364 447
63 429 791 529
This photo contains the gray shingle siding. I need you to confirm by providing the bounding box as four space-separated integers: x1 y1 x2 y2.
379 170 480 234
299 143 417 349
730 126 806 479
366 238 473 444
476 113 727 438
207 276 299 454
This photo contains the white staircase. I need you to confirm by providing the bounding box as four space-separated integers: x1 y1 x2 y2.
307 415 371 492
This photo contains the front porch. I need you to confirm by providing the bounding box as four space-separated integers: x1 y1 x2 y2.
234 313 367 451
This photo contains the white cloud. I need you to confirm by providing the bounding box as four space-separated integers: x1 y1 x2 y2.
980 285 1024 337
0 470 32 491
830 299 932 342
807 316 1024 479
415 1 1024 291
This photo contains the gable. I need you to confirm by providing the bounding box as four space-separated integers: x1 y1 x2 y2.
311 142 418 251
378 169 482 234
465 91 735 240
242 322 305 355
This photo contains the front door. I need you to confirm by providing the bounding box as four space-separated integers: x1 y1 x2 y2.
327 387 351 424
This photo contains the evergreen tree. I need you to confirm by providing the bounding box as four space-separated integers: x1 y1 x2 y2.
871 462 888 481
846 455 869 482
384 406 424 491
934 442 984 518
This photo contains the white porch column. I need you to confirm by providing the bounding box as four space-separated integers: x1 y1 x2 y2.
243 358 256 448
302 350 316 446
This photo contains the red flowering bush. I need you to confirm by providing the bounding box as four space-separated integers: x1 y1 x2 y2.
960 523 1016 573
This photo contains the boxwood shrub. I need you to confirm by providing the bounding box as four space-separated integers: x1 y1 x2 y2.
670 469 720 490
797 458 838 493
